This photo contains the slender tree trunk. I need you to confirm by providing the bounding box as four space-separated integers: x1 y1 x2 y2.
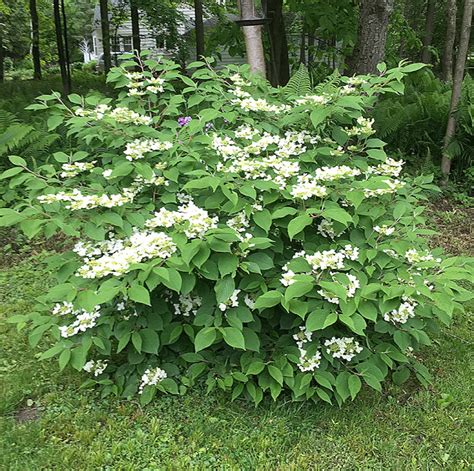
60 0 71 91
442 0 457 81
99 0 112 73
0 33 4 83
307 34 315 64
347 0 394 75
421 0 436 63
299 24 306 65
441 0 473 184
238 0 266 77
29 0 41 80
263 0 290 86
194 0 205 58
53 0 70 95
130 0 141 54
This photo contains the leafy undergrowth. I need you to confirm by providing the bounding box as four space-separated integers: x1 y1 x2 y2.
0 241 472 468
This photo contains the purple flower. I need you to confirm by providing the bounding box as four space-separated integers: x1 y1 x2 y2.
178 116 192 127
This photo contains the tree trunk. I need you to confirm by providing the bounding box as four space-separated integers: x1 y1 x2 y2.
99 0 112 73
441 0 473 184
53 0 70 95
60 0 72 91
299 24 306 65
347 0 394 75
442 0 457 81
29 0 41 80
130 0 141 54
263 0 290 86
194 0 205 58
238 0 266 77
421 0 436 63
0 32 4 83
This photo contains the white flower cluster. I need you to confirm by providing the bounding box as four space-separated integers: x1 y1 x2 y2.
384 297 417 324
139 367 167 394
346 116 375 136
226 211 253 243
317 219 344 239
294 94 330 106
124 138 173 161
52 301 74 316
126 72 165 96
290 174 328 199
60 161 96 178
405 249 440 264
234 125 260 140
314 165 362 182
363 179 406 197
300 245 360 272
318 273 360 305
280 269 296 287
324 336 363 361
218 289 241 312
59 305 101 338
293 327 321 372
83 359 108 377
173 294 202 317
75 230 177 279
38 188 137 210
367 158 404 177
145 201 218 239
374 225 395 236
75 105 152 125
231 91 290 114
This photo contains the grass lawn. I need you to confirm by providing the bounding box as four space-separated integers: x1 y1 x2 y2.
0 207 473 470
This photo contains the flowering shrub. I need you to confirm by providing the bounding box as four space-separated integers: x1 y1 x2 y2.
3 53 473 405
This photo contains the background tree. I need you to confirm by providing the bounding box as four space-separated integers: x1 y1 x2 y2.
130 0 141 53
194 0 205 58
53 0 70 94
441 0 473 184
99 0 112 73
421 0 436 63
442 0 457 81
262 0 289 86
238 0 266 77
29 0 41 79
348 0 395 74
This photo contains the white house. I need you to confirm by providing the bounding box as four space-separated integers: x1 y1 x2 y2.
90 1 246 67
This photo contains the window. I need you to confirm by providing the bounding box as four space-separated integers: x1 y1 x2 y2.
122 36 132 52
111 36 121 52
155 37 166 50
92 36 98 55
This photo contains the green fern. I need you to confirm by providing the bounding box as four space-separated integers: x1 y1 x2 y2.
284 64 312 97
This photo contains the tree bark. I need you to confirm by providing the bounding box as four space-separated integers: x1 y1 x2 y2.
238 0 266 77
194 0 205 58
29 0 41 80
421 0 436 63
347 0 394 75
441 0 473 184
442 0 457 81
53 0 70 95
60 0 71 91
0 32 4 83
130 0 141 54
99 0 112 73
263 0 290 86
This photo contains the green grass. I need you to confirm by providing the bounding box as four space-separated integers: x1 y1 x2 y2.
0 254 472 469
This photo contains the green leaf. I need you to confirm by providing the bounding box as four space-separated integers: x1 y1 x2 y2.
222 327 245 349
214 276 235 303
392 366 411 385
268 365 283 385
47 114 64 131
348 375 362 400
288 214 313 239
306 310 337 331
254 290 282 309
58 349 71 371
132 332 142 353
9 155 27 167
195 327 216 352
128 284 151 305
217 253 239 276
335 371 351 401
246 360 265 375
242 327 260 352
253 209 272 233
285 281 313 301
322 207 352 226
310 108 329 128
